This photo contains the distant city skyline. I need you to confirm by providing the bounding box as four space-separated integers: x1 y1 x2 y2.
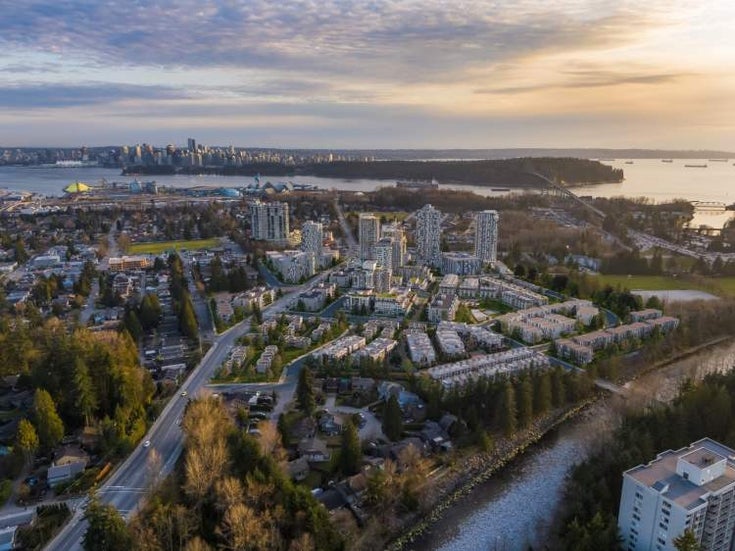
1 1 734 149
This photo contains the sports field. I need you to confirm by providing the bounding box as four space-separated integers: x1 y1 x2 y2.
127 238 219 255
592 274 735 297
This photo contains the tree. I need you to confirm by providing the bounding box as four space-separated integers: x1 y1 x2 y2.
383 395 403 442
83 495 133 551
517 377 534 429
139 293 162 331
33 388 64 451
339 421 362 476
673 530 701 551
16 419 39 464
534 371 552 416
179 298 199 340
296 367 316 415
73 358 97 427
501 381 517 437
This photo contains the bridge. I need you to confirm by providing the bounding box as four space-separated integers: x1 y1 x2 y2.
526 171 607 219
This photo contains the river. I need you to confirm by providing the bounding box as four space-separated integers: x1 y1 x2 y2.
408 339 735 551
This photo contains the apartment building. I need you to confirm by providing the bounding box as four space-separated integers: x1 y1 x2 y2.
250 200 290 241
415 204 443 268
474 210 499 263
359 213 380 261
619 438 735 551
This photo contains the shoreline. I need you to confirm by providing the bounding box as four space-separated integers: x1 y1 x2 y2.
384 399 596 551
383 335 735 550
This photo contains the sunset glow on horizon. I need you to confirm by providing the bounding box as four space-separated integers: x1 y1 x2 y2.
1 0 734 149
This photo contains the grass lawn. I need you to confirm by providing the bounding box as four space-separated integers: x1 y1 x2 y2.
591 274 735 297
127 238 219 255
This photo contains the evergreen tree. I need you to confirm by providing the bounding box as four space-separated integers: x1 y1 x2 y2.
296 367 316 415
83 496 133 551
501 381 517 437
122 308 143 341
138 293 162 331
179 298 199 340
534 371 553 416
517 377 534 429
339 421 362 476
16 419 39 464
383 395 403 441
33 388 64 451
73 358 97 427
551 367 566 407
673 529 701 551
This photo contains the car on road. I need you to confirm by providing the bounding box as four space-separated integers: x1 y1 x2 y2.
181 390 188 397
356 413 367 429
143 440 151 448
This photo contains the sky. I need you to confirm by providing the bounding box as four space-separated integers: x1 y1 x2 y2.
1 0 734 149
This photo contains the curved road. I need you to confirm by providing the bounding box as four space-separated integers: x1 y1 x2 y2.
45 269 335 551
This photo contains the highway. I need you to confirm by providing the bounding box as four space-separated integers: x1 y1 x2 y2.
45 270 333 551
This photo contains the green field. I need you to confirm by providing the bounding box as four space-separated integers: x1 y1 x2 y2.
591 274 735 297
127 238 220 255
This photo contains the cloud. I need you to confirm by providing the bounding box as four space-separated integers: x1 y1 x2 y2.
476 70 690 95
0 82 192 109
0 1 677 85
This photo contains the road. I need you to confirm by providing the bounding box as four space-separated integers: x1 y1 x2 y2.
45 269 339 551
333 197 358 256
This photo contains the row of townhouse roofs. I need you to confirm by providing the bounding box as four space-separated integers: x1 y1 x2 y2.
344 288 416 317
214 287 276 321
438 273 549 310
310 334 399 363
556 309 679 365
293 282 337 312
496 299 601 344
427 348 551 389
405 322 505 367
257 315 339 349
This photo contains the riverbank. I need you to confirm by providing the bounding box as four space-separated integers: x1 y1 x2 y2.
381 399 596 551
382 336 735 550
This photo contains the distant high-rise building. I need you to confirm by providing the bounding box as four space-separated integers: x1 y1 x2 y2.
416 204 443 268
474 210 499 264
250 200 290 241
618 438 735 551
382 223 407 268
374 238 394 274
187 138 197 151
301 221 323 256
359 213 380 261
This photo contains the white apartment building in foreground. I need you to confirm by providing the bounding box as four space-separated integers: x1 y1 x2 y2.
619 438 735 551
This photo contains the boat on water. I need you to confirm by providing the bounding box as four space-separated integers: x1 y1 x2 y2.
661 159 673 163
624 161 634 164
685 164 708 168
491 188 510 192
709 159 729 162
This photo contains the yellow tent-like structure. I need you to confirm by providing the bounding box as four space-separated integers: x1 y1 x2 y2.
64 181 91 194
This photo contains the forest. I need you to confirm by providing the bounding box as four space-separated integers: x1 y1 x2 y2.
0 318 155 462
84 398 344 551
122 157 623 187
